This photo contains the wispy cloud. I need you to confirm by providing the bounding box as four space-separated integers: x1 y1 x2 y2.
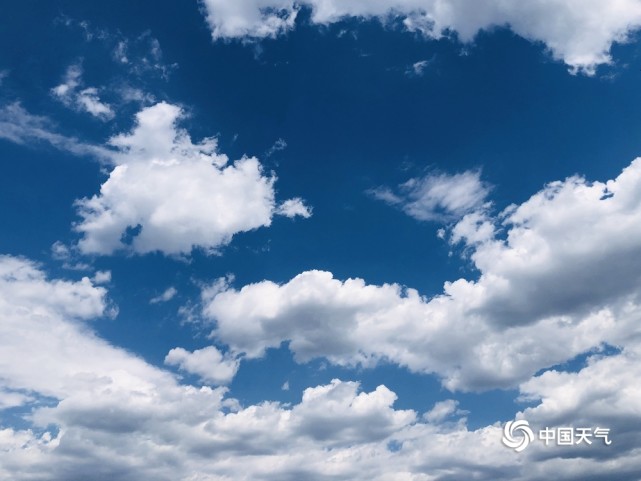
406 59 431 77
265 137 287 157
56 17 177 80
150 286 178 304
370 170 491 222
0 102 112 160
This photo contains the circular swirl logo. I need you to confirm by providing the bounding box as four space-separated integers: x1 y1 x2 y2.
502 420 534 452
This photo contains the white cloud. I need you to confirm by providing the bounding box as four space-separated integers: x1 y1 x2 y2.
91 270 111 284
74 102 310 256
51 64 115 121
111 32 177 80
117 85 156 104
150 286 178 304
113 40 129 63
371 170 490 222
200 0 641 74
0 255 134 399
518 340 641 457
200 0 299 40
424 399 464 423
407 59 430 77
76 87 114 119
165 346 240 385
1 253 640 479
265 138 287 157
449 210 495 246
50 241 92 271
276 197 313 218
56 17 176 80
0 103 111 160
203 158 641 391
0 389 33 410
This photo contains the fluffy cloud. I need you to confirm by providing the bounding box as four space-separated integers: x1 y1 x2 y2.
0 257 410 479
74 102 310 255
202 158 641 391
0 101 308 256
424 399 465 423
200 0 641 73
51 64 115 120
1 254 639 480
165 346 240 385
520 336 641 448
276 197 312 218
370 170 490 222
0 255 155 400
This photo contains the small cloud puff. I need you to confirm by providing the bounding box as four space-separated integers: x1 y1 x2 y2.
51 63 114 121
164 346 240 385
371 170 491 223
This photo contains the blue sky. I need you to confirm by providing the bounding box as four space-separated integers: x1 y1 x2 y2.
2 1 641 479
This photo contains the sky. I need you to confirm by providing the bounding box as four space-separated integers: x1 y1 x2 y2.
1 1 641 479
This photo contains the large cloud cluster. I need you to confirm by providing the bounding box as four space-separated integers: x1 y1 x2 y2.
200 0 641 74
0 250 639 479
203 159 641 391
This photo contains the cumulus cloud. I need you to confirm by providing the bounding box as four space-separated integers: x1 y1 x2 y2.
165 346 240 385
370 170 490 222
1 101 308 258
424 399 465 423
91 270 111 284
203 158 641 391
0 259 411 479
1 254 640 480
74 101 310 255
200 0 299 40
518 339 641 458
51 64 115 120
200 0 641 74
0 256 137 400
276 197 312 218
